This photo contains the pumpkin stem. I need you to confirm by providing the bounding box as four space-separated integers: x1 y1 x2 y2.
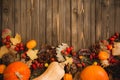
15 72 23 80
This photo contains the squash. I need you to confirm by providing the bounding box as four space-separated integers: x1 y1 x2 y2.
33 62 65 80
3 61 31 80
63 73 73 80
80 65 109 80
26 40 37 49
98 51 109 60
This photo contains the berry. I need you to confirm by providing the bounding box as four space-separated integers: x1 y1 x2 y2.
6 35 10 41
110 37 115 41
20 47 24 51
21 53 26 58
32 64 37 70
14 47 19 51
6 44 11 48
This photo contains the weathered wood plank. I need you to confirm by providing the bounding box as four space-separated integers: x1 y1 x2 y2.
77 0 84 49
71 0 78 50
39 0 46 45
0 0 2 46
83 0 91 48
46 0 53 45
2 0 15 34
20 0 26 43
14 0 21 34
65 0 71 46
26 0 32 40
114 0 120 32
109 0 115 35
59 0 65 44
52 0 59 46
90 0 95 46
31 0 40 48
101 0 110 39
95 0 102 42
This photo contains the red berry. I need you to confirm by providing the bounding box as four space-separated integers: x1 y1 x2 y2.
6 35 10 41
16 43 20 48
19 43 24 47
72 52 76 56
64 51 69 55
21 53 26 58
107 45 112 50
20 47 24 51
77 63 82 67
5 41 10 45
6 44 11 48
2 39 6 44
66 48 71 53
15 47 19 51
110 37 115 41
81 62 85 67
32 64 37 70
115 32 119 37
51 58 55 61
61 50 65 53
90 55 93 60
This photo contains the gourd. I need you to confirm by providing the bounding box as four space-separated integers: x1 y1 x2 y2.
80 64 109 80
63 73 73 80
33 62 65 80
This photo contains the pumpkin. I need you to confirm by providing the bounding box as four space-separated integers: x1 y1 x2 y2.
98 51 109 60
26 40 37 49
0 64 6 74
63 73 73 80
3 61 31 80
33 62 65 80
80 65 109 80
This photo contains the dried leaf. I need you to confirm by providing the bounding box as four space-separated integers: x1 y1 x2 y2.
26 49 38 60
0 46 9 58
56 43 69 62
10 33 21 45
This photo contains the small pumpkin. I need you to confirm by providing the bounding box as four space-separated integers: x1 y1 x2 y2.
3 61 31 80
63 73 73 80
80 65 109 80
98 51 109 60
26 40 37 49
0 64 6 74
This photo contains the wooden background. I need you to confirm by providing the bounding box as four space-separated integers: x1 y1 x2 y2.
0 0 120 50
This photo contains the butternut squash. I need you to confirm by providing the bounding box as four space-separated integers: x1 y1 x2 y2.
33 62 65 80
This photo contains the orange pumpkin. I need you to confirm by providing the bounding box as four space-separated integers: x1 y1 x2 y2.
3 61 31 80
98 51 109 60
80 65 109 80
64 73 73 80
26 40 37 49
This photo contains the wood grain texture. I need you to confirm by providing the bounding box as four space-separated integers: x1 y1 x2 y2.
71 0 78 51
1 0 120 50
52 0 59 46
2 0 15 34
95 0 102 42
46 0 53 45
0 0 2 46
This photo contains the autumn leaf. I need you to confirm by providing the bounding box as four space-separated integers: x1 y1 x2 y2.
26 49 38 60
10 33 21 45
0 46 9 58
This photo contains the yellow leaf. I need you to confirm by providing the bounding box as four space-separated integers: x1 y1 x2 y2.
0 46 9 58
26 49 38 60
10 33 21 45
